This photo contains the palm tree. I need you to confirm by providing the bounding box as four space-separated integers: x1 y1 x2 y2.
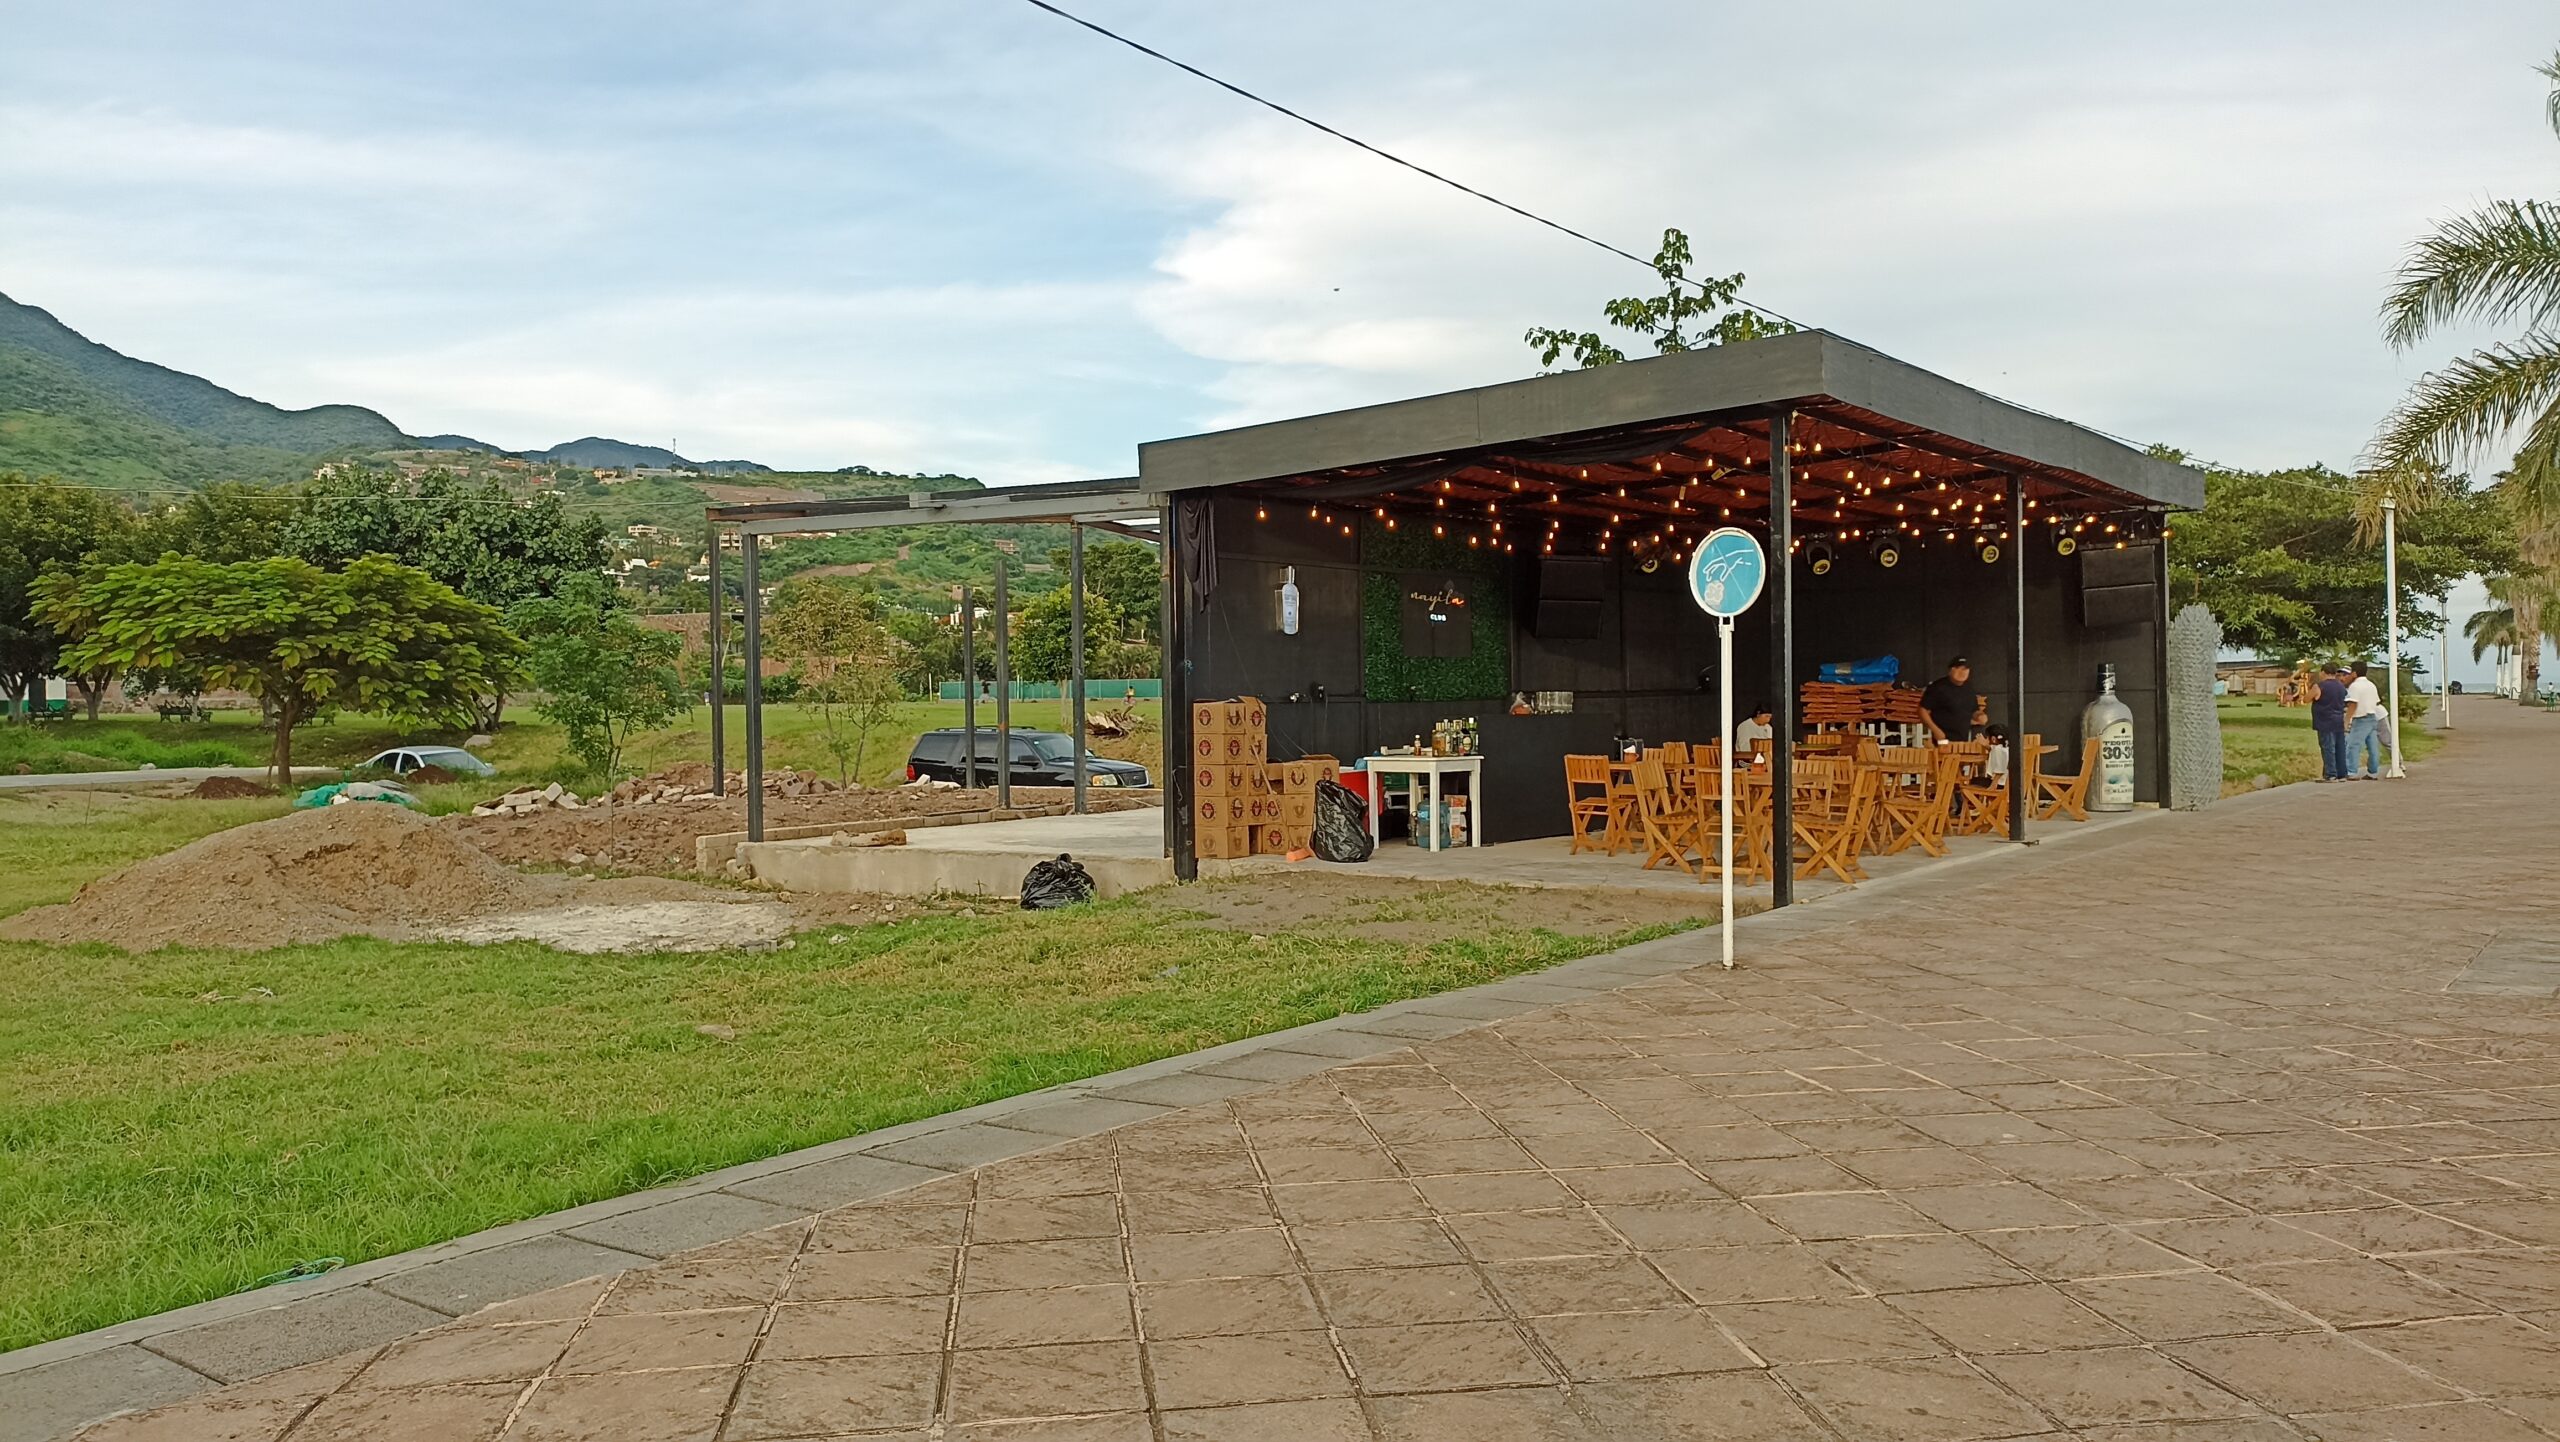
2472 569 2558 695
2369 48 2560 700
2467 597 2519 668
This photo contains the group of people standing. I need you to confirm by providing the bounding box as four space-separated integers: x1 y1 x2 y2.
2308 662 2391 782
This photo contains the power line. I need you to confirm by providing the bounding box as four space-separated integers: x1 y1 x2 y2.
1012 0 1811 333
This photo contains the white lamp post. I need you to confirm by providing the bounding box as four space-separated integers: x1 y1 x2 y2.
2384 495 2405 778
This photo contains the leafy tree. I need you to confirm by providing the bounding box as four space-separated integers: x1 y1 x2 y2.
1011 588 1123 684
35 555 519 781
1524 228 1795 371
510 573 687 784
1043 538 1160 641
2166 460 2513 657
284 468 610 725
0 475 140 719
138 482 294 563
2368 49 2560 700
884 608 962 696
768 579 907 784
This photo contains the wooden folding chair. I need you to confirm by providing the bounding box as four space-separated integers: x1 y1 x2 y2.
1793 762 1878 883
1630 757 1704 875
2035 737 2099 822
1694 758 1771 884
1564 754 1630 854
1876 747 1958 856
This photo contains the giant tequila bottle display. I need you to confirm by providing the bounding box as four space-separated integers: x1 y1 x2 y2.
2082 664 2136 811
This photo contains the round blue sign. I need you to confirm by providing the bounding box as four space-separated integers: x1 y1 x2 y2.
1687 527 1767 618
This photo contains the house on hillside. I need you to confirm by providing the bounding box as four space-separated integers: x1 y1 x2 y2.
626 523 668 540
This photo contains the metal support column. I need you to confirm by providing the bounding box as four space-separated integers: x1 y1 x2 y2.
2007 480 2028 842
1766 412 1794 910
1162 502 1196 880
741 532 764 843
2149 535 2172 801
993 558 1012 810
960 586 978 790
1069 523 1089 814
706 520 724 796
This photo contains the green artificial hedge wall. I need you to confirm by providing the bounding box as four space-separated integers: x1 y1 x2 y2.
1360 521 1511 703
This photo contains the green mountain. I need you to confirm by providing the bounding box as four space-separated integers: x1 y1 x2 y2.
0 292 779 487
0 291 410 488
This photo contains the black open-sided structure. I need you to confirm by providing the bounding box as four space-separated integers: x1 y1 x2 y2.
1140 330 2203 900
716 329 2204 908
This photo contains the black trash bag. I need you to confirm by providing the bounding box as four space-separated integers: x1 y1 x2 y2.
1020 853 1098 910
1311 779 1374 863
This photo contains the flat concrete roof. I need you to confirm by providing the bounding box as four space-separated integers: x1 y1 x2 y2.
1137 330 2204 510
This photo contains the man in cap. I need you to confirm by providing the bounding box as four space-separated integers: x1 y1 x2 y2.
1920 656 1980 746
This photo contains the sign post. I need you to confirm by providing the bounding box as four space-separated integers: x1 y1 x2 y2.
1686 528 1768 970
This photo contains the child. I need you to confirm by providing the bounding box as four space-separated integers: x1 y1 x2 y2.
1983 725 2012 782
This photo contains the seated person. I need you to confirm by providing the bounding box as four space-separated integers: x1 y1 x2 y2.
1733 701 1775 754
1982 725 2011 782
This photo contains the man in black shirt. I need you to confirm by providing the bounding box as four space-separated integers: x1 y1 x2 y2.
2310 664 2351 781
1920 656 1979 745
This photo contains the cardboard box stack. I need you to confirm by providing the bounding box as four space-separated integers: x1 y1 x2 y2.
1190 697 1267 859
1188 695 1334 860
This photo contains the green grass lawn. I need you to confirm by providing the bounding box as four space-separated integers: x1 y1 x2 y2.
0 786 1685 1352
1 698 1159 789
2216 694 2442 792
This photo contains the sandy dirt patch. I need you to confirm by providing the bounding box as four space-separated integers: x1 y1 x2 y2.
434 900 797 953
1160 872 1723 945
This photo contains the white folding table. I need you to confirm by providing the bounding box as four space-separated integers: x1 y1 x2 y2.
1360 754 1485 852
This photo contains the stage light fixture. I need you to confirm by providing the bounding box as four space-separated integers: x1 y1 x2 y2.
2055 533 2078 556
1870 536 1902 569
1805 539 1838 576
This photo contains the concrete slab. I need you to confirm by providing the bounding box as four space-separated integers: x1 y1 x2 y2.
740 808 1173 899
1261 1028 1408 1060
367 1236 652 1319
860 1123 1061 1172
141 1288 449 1384
564 1193 811 1259
986 1096 1178 1137
1189 1050 1344 1083
2448 933 2560 997
1328 1011 1485 1041
0 1347 212 1442
719 1153 952 1212
1085 1073 1270 1108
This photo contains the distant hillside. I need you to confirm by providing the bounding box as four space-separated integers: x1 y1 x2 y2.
0 292 406 459
0 292 798 488
515 437 764 473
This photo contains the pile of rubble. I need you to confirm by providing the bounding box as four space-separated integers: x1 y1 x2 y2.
471 782 588 815
601 766 848 806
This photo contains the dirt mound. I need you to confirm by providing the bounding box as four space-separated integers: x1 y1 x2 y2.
0 805 564 950
185 776 273 800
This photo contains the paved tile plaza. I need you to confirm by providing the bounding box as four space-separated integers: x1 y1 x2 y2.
59 701 2560 1438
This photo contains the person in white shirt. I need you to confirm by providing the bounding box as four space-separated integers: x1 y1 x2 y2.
1733 701 1775 756
2344 662 2388 780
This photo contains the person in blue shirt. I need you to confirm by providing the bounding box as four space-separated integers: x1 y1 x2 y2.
2310 665 2351 781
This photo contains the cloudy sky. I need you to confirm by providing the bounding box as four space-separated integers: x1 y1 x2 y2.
5 2 2554 673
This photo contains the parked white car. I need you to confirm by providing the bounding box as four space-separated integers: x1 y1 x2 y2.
361 745 496 777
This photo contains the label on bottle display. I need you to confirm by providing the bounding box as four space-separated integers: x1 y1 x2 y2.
2099 719 2135 808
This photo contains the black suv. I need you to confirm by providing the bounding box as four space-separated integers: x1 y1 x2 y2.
906 729 1152 789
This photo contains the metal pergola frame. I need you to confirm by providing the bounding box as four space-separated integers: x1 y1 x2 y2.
704 478 1164 843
